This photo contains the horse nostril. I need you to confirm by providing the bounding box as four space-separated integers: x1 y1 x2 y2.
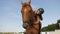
23 23 29 29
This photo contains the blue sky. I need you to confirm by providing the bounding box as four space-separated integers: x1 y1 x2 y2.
0 0 60 32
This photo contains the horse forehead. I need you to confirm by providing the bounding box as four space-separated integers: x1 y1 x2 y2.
24 8 27 11
22 8 28 14
24 7 31 11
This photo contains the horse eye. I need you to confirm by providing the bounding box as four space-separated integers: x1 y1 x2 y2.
29 10 32 13
29 10 32 14
29 10 31 13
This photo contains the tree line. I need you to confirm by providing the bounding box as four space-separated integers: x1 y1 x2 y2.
41 19 60 32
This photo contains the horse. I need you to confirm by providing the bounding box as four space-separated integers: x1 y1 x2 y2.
21 0 44 34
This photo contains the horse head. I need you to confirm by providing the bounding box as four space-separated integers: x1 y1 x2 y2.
21 0 34 29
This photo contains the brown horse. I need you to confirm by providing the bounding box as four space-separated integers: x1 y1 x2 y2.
21 0 44 34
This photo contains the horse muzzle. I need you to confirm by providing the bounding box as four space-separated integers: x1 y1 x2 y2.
23 23 29 29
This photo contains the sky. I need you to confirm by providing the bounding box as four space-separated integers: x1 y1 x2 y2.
0 0 60 32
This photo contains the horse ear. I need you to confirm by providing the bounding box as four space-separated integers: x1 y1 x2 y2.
21 0 25 7
28 0 31 4
21 0 23 5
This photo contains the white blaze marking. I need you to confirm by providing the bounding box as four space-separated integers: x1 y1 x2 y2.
24 8 27 14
